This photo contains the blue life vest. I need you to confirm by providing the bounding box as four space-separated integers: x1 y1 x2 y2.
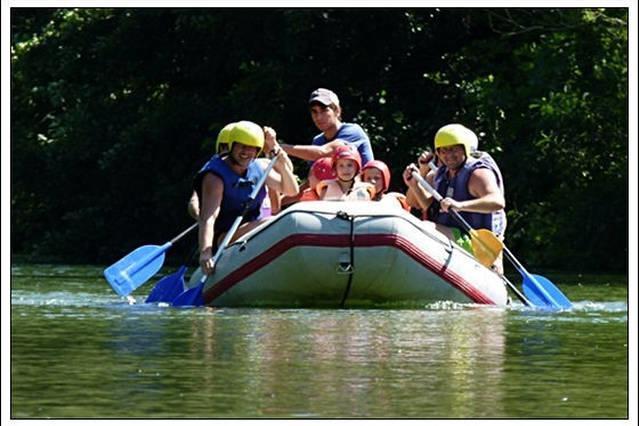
194 154 267 236
431 157 506 237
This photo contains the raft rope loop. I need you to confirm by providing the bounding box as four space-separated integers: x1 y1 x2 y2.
336 210 356 308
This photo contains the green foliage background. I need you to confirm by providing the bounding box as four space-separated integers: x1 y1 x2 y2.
10 8 628 272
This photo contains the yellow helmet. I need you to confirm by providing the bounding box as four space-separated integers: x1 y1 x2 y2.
215 122 236 154
229 120 264 155
434 124 477 157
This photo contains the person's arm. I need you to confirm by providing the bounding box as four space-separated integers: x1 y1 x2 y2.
263 126 294 170
403 164 434 211
439 168 505 213
280 139 344 161
316 181 329 200
265 150 299 196
187 190 199 220
405 152 436 209
269 187 281 215
198 173 224 275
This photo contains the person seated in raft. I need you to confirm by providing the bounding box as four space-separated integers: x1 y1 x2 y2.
402 123 506 274
195 121 299 275
188 122 295 220
280 88 374 165
316 145 375 201
299 157 336 201
278 88 375 207
188 122 235 220
406 131 506 226
360 160 410 210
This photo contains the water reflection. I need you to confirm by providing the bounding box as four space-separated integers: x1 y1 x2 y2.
10 266 628 418
173 307 508 417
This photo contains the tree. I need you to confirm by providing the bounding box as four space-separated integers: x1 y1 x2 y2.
11 8 628 272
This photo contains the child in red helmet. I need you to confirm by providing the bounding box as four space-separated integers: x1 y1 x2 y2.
317 146 375 201
360 160 410 210
299 157 336 201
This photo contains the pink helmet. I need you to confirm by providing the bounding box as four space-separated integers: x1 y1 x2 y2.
332 145 362 174
361 160 391 193
310 157 337 181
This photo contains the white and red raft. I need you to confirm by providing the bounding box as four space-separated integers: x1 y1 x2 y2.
187 201 509 308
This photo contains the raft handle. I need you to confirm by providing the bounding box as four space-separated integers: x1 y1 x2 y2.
337 262 354 274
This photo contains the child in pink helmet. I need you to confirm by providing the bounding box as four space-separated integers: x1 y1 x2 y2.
317 146 375 201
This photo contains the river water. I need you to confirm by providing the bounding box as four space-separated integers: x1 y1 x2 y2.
9 264 629 419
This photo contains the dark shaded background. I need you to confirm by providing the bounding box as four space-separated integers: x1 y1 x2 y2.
10 8 628 272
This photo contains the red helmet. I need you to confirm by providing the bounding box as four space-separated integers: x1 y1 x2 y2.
332 145 362 174
311 157 337 181
361 160 391 193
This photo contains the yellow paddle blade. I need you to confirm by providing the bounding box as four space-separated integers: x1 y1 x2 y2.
469 229 504 268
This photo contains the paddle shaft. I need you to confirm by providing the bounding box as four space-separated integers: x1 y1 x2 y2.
124 223 198 277
411 171 475 235
171 222 199 244
130 222 198 276
199 152 280 284
411 170 532 306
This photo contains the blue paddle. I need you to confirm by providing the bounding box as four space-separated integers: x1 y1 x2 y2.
172 152 281 307
104 223 198 297
145 265 188 304
145 245 200 304
504 247 572 309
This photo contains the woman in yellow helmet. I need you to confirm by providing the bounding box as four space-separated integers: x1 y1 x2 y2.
187 122 236 219
188 122 296 219
194 121 298 275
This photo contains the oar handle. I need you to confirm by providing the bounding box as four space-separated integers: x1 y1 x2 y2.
199 153 281 284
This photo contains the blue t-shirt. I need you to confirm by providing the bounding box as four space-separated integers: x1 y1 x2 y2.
311 122 374 165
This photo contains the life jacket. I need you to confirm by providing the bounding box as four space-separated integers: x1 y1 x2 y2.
194 154 267 236
317 179 375 201
430 157 506 237
382 192 411 211
299 187 321 201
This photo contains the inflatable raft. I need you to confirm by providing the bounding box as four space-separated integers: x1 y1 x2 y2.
187 201 509 308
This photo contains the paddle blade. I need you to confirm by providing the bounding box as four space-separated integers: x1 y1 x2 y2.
523 273 572 310
469 229 504 268
104 244 169 296
172 283 205 307
145 265 187 303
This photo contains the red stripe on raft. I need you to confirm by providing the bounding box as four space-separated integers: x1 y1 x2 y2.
202 233 496 305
